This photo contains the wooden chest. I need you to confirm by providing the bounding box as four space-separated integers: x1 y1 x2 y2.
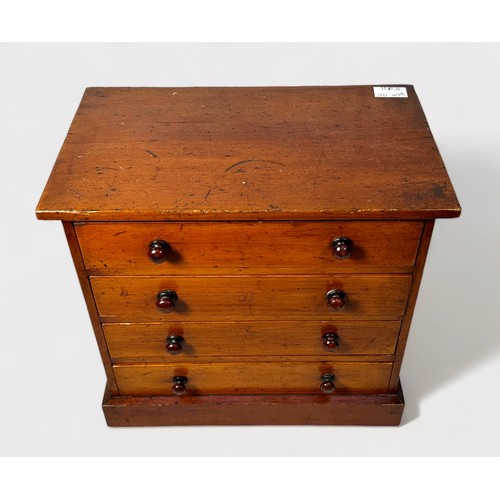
36 86 460 426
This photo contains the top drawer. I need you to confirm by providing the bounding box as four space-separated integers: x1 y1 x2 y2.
76 221 422 275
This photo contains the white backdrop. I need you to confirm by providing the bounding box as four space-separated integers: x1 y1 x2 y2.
1 43 499 456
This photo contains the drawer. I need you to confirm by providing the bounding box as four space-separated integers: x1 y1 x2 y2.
114 361 393 395
76 221 423 274
91 275 412 322
104 321 401 361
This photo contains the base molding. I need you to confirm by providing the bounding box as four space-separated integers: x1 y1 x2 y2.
103 382 405 426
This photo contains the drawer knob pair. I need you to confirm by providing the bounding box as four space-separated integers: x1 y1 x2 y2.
169 374 335 396
157 289 346 313
148 240 171 263
150 237 352 262
165 334 339 355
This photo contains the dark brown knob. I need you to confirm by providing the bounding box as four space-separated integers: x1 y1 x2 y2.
171 375 188 396
320 373 336 393
166 335 184 355
322 332 340 352
331 237 353 260
148 239 171 263
326 289 346 311
156 290 178 313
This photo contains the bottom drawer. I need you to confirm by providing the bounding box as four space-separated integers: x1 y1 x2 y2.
114 361 392 396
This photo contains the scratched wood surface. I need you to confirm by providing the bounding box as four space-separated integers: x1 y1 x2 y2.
103 320 401 361
76 220 423 274
113 361 393 395
91 275 411 322
36 86 461 221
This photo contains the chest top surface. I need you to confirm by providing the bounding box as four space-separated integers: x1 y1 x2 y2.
36 86 460 221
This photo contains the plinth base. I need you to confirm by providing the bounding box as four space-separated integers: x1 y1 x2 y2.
103 381 405 426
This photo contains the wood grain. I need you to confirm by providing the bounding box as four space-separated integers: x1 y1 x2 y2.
62 222 119 394
91 275 412 322
113 361 393 395
102 382 405 426
103 320 401 361
76 220 422 275
388 220 435 390
37 85 462 426
36 86 461 221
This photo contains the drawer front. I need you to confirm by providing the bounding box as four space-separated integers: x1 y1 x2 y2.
76 221 423 274
114 361 392 396
91 275 411 322
104 321 401 361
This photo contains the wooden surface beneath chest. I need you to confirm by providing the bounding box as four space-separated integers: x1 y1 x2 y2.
36 86 461 221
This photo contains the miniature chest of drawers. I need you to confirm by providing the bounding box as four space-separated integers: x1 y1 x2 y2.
36 86 460 426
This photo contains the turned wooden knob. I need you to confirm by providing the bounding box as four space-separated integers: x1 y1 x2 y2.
171 375 188 396
326 289 346 311
166 335 184 354
148 239 171 263
331 237 353 260
320 373 336 393
156 290 178 313
322 332 340 352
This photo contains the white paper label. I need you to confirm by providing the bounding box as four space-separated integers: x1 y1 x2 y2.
373 86 408 98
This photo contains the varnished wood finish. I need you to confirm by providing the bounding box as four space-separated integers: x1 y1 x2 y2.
91 275 412 322
38 86 461 426
62 222 119 394
75 221 423 275
36 86 461 222
103 321 401 361
113 361 392 396
103 382 405 426
388 220 435 391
